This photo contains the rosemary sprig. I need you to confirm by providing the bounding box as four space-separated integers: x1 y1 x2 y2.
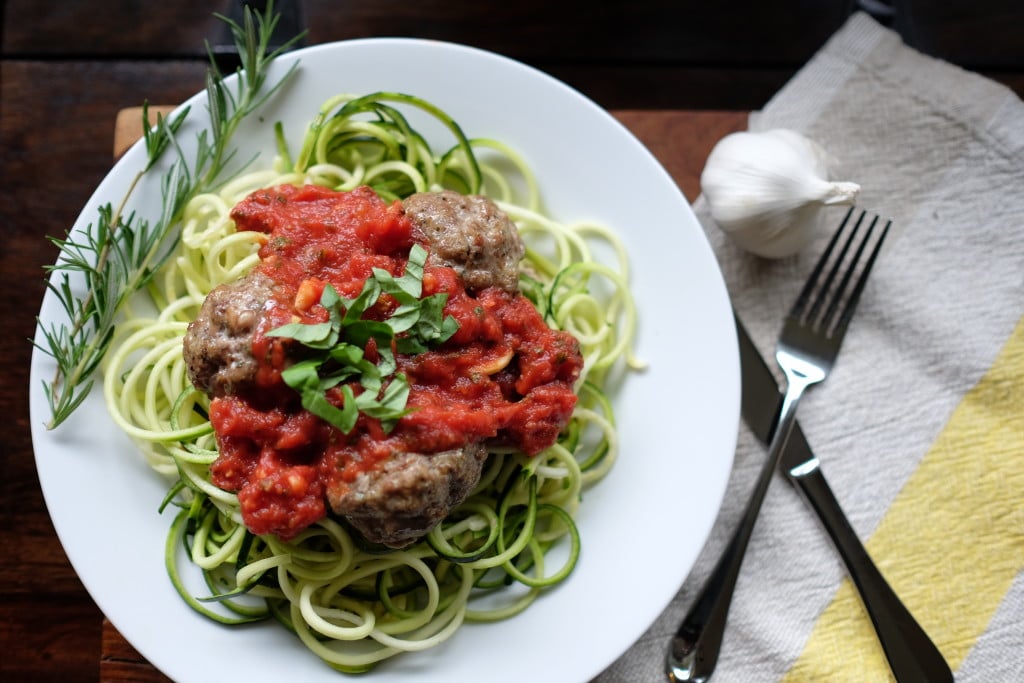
37 1 305 430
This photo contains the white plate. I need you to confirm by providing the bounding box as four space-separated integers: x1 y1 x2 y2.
30 38 739 683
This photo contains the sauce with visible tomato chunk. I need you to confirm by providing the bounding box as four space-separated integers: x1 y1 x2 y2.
204 185 583 540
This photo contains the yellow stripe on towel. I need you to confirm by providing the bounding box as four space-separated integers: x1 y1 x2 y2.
782 315 1024 682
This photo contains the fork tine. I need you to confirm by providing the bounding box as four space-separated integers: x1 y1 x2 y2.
821 212 876 330
807 207 864 325
790 206 857 323
790 207 892 341
830 214 891 339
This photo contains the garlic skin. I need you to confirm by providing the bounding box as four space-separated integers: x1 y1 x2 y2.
700 129 860 258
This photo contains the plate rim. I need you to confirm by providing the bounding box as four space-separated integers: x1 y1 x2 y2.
29 35 740 683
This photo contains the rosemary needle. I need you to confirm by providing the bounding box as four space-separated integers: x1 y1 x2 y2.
36 1 305 430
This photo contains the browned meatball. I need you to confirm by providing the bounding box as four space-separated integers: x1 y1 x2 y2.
403 190 525 293
187 190 528 548
182 271 278 397
328 442 488 548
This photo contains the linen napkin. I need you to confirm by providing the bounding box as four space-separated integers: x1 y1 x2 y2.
597 11 1024 682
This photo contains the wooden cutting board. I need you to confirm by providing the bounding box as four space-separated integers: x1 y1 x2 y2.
113 105 177 158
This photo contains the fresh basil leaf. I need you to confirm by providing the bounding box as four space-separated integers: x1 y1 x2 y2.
385 302 421 334
343 318 394 349
326 342 365 367
417 294 453 336
439 314 459 341
407 294 458 347
395 336 427 355
376 243 427 298
376 346 397 377
378 372 411 408
268 242 460 433
266 320 331 344
268 283 347 348
341 278 381 325
356 374 412 434
283 361 357 433
304 385 357 433
320 282 342 311
402 243 428 288
318 368 357 390
280 358 323 391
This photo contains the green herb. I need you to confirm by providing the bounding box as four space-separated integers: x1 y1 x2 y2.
36 2 305 430
268 244 459 433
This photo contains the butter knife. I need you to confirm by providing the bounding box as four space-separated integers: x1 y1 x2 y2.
733 313 952 682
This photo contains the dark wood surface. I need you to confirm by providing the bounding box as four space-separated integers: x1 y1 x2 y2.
2 2 1022 681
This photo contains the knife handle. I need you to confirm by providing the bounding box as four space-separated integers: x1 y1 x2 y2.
788 464 953 682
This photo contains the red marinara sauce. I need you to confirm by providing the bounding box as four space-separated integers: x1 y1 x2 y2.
206 184 583 540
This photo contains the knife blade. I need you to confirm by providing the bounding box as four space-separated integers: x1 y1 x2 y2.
733 312 815 473
732 312 953 682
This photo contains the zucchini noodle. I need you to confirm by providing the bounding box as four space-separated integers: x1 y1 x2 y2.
102 92 640 672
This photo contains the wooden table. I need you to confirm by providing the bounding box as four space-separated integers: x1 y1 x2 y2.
3 2 1022 681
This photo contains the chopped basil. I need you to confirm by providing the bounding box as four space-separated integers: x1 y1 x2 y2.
267 244 457 433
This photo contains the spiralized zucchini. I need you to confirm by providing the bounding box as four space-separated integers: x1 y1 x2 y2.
102 92 639 672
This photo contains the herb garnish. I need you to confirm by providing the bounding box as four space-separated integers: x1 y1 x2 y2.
268 244 459 433
36 2 304 430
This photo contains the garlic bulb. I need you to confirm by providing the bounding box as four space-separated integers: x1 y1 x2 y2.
700 129 860 258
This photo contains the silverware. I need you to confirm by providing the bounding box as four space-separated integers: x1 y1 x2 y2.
668 208 890 682
733 313 953 681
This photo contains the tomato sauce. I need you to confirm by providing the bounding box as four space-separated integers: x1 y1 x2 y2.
206 185 583 540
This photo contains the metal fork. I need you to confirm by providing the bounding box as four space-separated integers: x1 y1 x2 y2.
668 208 891 683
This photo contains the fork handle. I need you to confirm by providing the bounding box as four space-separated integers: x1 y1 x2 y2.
668 373 813 682
788 464 954 682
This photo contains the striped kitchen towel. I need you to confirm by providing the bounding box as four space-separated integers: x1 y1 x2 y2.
598 11 1024 682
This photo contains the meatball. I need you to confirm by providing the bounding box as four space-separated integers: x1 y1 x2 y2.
182 271 277 397
403 190 525 293
328 442 488 548
187 189 533 547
